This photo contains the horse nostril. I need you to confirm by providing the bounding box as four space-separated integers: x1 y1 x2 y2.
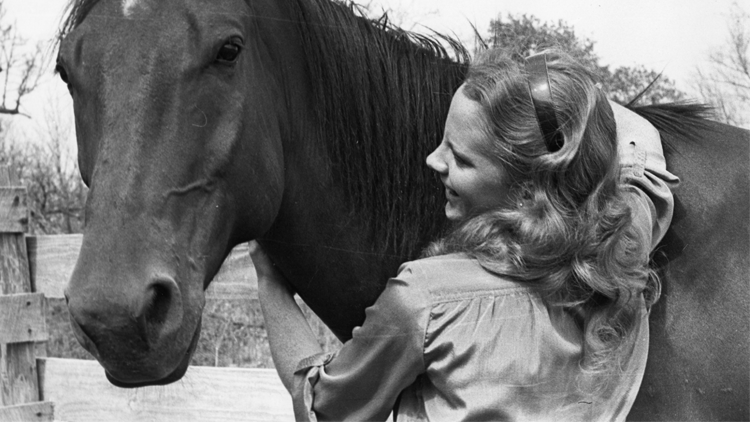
137 278 183 346
146 282 172 325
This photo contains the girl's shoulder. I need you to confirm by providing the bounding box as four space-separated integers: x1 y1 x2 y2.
394 253 535 303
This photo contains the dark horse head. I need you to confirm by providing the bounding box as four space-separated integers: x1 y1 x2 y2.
58 0 465 387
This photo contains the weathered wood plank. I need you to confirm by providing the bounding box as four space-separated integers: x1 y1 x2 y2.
25 235 80 298
27 234 258 300
0 166 32 296
0 187 28 233
0 293 47 343
0 167 40 407
0 235 31 295
40 357 293 422
0 401 54 422
0 343 39 406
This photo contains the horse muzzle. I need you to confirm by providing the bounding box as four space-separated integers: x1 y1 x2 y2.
65 276 201 387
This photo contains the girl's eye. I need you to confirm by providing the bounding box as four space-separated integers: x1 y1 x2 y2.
454 152 470 167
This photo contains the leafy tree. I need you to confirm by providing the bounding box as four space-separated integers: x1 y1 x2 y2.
484 14 685 104
693 2 749 127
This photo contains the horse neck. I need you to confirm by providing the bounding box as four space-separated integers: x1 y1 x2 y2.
254 0 465 339
259 126 401 339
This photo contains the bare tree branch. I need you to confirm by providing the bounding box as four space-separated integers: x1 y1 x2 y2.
0 92 85 235
0 0 46 116
693 2 750 127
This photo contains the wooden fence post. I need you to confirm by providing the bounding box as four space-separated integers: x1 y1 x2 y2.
0 164 42 407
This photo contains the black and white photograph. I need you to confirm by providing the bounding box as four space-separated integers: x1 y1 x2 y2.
0 0 747 420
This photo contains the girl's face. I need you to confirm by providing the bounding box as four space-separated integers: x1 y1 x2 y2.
426 85 511 221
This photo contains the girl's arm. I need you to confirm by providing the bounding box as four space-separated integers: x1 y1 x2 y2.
610 101 680 249
252 242 428 421
250 242 323 393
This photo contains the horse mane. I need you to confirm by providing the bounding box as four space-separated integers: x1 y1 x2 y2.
620 73 718 155
289 0 470 258
625 102 717 156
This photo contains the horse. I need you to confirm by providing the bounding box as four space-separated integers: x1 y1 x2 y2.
56 0 749 419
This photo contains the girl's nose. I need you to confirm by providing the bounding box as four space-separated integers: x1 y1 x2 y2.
426 145 447 174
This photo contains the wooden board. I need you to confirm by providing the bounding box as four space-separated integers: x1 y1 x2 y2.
0 401 54 422
0 293 47 343
40 358 294 422
0 187 28 233
0 234 31 295
25 235 80 297
27 235 258 300
0 167 40 407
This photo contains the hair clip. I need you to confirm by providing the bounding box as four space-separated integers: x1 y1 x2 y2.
525 53 564 152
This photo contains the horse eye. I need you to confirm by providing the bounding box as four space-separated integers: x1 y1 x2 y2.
55 64 70 85
216 41 241 64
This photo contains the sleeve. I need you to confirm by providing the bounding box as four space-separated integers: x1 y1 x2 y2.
291 264 430 422
613 103 680 250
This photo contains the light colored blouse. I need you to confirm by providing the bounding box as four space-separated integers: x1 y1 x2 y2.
294 255 650 421
292 113 679 421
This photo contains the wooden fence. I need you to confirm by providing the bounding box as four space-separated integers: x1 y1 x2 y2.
0 166 296 421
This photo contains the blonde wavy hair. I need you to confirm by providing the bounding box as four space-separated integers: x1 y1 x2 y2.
423 48 660 380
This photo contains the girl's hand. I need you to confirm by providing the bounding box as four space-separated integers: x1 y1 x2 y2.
248 241 294 295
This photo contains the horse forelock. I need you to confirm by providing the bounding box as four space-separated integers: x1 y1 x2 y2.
60 0 156 40
59 0 101 41
290 0 469 259
122 0 147 17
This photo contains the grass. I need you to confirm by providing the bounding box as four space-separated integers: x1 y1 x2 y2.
45 297 342 368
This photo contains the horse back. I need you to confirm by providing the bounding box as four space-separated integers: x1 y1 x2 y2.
630 118 749 420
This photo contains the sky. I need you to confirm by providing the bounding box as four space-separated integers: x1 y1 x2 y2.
2 0 745 144
368 0 740 88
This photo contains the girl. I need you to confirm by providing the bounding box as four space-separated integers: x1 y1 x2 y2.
252 48 678 421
